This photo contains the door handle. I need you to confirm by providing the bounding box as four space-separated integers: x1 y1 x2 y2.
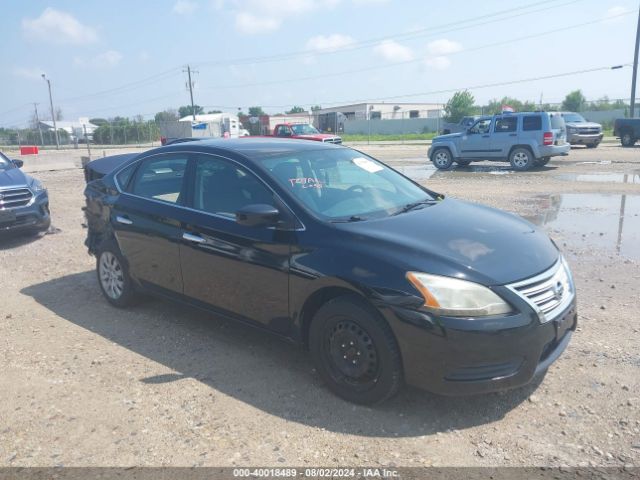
482 134 490 138
509 133 517 137
182 232 206 244
115 215 133 225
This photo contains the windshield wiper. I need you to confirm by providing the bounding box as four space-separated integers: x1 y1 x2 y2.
392 199 438 216
331 215 366 223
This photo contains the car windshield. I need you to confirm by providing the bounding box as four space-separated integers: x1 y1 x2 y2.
261 149 436 221
562 113 586 123
291 124 320 135
0 153 14 170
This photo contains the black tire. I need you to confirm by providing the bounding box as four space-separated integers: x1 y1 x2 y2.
509 147 535 171
535 157 551 167
309 295 403 405
586 143 598 149
96 240 137 308
431 148 454 170
456 160 471 167
621 131 636 147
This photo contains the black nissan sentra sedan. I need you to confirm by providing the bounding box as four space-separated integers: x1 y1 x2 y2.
83 138 576 404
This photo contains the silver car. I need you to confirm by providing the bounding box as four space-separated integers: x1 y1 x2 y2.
560 112 603 148
428 112 570 171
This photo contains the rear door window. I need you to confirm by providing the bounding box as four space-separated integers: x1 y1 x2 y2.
130 155 188 204
494 116 517 133
523 115 542 131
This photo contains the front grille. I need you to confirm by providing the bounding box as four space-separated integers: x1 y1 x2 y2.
322 137 342 144
578 128 600 135
0 187 33 209
507 259 574 323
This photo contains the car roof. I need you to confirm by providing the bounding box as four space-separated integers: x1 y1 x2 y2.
162 137 343 160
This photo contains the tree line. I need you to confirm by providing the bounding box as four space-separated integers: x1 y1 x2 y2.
443 90 629 123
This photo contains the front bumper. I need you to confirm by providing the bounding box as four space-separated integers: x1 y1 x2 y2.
380 287 577 396
0 191 51 234
567 132 603 145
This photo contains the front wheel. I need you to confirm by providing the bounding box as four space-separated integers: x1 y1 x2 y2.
431 148 454 170
509 147 535 171
309 296 403 404
586 143 598 149
535 157 551 167
621 132 636 147
97 241 137 308
456 160 471 167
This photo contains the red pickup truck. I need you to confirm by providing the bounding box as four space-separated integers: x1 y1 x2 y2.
270 123 342 144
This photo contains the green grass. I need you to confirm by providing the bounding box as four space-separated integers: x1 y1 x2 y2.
340 132 437 142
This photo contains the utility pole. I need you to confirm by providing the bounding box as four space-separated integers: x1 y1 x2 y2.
33 103 44 146
631 3 640 117
184 65 198 121
41 74 60 149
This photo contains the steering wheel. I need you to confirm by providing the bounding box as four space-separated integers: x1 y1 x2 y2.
347 185 366 194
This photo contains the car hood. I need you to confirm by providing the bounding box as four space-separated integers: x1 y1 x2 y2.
0 167 29 188
566 121 601 129
338 198 558 285
433 132 463 142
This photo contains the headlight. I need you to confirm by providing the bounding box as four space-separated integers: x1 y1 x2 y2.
31 179 46 192
406 272 513 317
566 127 576 133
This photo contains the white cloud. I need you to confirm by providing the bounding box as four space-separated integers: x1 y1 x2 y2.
233 0 341 34
353 0 389 3
427 39 462 56
11 67 44 80
373 40 413 62
605 5 628 23
22 8 97 44
74 50 123 69
306 34 355 52
173 0 198 15
425 56 451 70
235 12 280 34
424 39 462 70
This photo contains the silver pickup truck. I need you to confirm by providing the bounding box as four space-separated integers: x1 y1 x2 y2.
428 112 570 171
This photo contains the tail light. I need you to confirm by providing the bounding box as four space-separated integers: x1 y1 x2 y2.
543 132 554 146
160 136 167 145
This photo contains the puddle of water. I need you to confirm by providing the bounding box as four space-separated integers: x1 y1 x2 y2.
556 172 640 184
394 164 437 180
524 194 640 260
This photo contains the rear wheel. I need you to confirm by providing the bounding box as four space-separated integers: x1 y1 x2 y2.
432 148 453 170
309 295 403 404
96 241 137 307
457 160 471 167
586 142 599 149
509 147 535 171
621 131 636 147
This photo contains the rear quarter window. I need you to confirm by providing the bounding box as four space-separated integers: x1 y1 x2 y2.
522 116 542 131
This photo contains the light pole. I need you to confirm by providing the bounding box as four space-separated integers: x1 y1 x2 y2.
41 74 60 149
630 4 640 117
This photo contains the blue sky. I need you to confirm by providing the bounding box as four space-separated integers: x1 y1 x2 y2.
1 0 638 125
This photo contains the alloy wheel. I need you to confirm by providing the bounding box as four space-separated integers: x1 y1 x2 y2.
99 251 124 300
434 151 451 168
512 151 529 168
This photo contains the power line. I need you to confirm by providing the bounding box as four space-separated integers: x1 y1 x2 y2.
198 10 635 92
194 0 580 68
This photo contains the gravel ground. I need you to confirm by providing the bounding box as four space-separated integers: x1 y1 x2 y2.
1 144 639 468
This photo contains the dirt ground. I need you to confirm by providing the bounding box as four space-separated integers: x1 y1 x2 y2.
1 143 639 468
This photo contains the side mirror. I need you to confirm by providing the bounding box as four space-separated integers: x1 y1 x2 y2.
236 204 280 227
12 159 24 168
